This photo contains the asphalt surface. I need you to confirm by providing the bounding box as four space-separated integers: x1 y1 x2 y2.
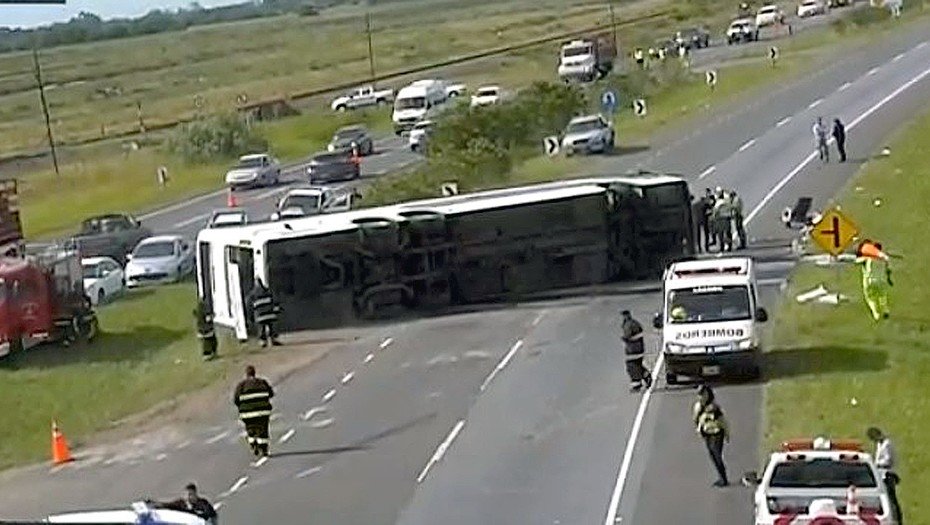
3 9 930 525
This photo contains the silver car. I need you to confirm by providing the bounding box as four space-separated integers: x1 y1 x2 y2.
224 154 281 189
560 115 615 155
125 235 195 288
327 126 374 156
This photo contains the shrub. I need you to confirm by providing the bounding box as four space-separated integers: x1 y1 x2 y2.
167 113 267 162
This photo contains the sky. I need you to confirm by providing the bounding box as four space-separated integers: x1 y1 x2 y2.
0 0 244 29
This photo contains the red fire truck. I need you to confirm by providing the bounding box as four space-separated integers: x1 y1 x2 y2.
0 180 98 357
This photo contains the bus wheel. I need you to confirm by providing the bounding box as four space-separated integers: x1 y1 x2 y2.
10 335 24 354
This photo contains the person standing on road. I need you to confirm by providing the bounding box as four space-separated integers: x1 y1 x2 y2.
832 118 847 163
731 190 747 250
813 117 830 162
620 310 653 392
703 188 717 250
234 365 275 458
193 300 218 361
693 384 730 487
159 483 218 525
867 427 903 524
246 278 282 347
634 48 646 68
712 188 733 252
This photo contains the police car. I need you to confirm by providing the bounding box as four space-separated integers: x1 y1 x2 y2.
744 438 899 524
44 501 209 524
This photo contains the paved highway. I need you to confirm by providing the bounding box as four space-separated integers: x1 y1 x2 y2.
2 10 930 525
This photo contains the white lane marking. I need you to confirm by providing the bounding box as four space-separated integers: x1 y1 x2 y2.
301 406 327 421
807 98 823 109
776 116 792 128
918 42 928 49
279 429 296 443
310 418 335 429
341 371 355 385
737 138 756 152
253 456 269 468
416 420 466 483
214 502 225 511
364 353 374 364
746 63 930 224
138 188 226 221
254 187 284 201
867 67 879 76
221 476 248 497
322 389 337 402
838 81 852 92
379 337 394 349
296 466 322 479
892 52 905 63
176 440 191 450
172 213 209 229
206 431 230 445
479 340 524 392
697 165 716 179
49 464 67 475
532 312 546 326
602 354 665 525
155 453 167 461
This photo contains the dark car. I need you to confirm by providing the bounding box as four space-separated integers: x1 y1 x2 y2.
327 125 374 156
69 213 151 264
650 38 679 59
307 151 361 183
675 27 711 50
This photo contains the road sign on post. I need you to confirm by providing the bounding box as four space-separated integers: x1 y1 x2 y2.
705 69 717 90
441 182 459 197
601 90 618 115
633 98 647 117
810 208 859 256
769 46 779 67
543 136 560 157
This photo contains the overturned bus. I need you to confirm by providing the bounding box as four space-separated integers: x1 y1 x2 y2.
196 174 694 337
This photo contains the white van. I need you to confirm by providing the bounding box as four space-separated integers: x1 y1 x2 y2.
652 256 768 384
392 79 447 135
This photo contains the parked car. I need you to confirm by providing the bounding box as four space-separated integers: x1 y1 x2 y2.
307 151 360 183
797 0 827 17
69 213 151 265
124 235 194 288
327 125 374 156
755 4 786 26
207 208 248 228
330 85 394 112
408 120 435 152
827 0 850 6
81 256 125 305
271 187 354 220
726 18 759 44
224 154 280 189
439 80 467 99
470 86 501 107
650 37 679 59
560 114 615 156
675 26 711 49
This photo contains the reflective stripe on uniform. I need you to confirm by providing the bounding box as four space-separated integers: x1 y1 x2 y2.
253 437 270 445
240 410 273 419
239 392 271 401
253 297 272 307
255 313 278 323
625 354 644 361
626 332 644 341
197 331 215 339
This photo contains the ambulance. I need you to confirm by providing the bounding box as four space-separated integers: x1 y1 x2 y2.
42 501 210 524
744 437 899 525
652 256 767 384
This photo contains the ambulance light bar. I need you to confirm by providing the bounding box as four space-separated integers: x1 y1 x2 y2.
780 437 864 452
671 265 747 278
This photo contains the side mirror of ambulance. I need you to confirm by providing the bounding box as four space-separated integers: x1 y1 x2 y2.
741 471 761 486
755 308 769 323
652 312 663 329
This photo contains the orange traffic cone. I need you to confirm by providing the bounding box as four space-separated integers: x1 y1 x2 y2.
51 420 74 465
227 188 238 208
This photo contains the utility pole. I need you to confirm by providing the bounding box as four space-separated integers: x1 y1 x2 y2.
608 1 618 52
365 12 376 86
32 46 60 176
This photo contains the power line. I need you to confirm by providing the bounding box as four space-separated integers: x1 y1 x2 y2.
32 46 60 176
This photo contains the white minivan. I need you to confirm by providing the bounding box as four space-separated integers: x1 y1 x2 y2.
392 79 447 135
652 256 768 384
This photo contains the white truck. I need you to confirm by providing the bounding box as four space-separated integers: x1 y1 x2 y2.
392 79 447 135
557 34 617 82
652 256 768 384
330 85 394 112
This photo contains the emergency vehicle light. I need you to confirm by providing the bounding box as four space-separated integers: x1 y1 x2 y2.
780 438 864 452
671 265 747 278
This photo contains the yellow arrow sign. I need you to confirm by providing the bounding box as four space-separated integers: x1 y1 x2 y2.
810 208 860 256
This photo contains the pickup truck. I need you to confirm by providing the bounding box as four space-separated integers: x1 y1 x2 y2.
331 85 394 112
69 213 151 264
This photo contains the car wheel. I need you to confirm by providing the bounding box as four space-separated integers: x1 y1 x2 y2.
336 105 347 112
97 289 106 305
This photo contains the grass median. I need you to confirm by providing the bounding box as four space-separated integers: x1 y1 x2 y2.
764 108 930 518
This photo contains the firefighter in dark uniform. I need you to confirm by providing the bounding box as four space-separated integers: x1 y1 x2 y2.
620 310 653 392
234 365 274 458
193 300 218 361
246 278 281 347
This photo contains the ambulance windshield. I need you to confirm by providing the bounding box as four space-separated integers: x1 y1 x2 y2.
667 285 751 324
770 458 877 488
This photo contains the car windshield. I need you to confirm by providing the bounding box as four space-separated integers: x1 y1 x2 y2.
476 88 498 97
770 458 877 488
396 96 426 109
236 157 264 169
413 121 433 131
566 120 602 134
562 45 592 58
281 194 321 213
802 0 818 5
334 129 364 140
312 152 347 164
760 6 778 13
133 242 175 258
667 285 751 323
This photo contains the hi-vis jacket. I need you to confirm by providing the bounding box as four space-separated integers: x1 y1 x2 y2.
234 377 274 420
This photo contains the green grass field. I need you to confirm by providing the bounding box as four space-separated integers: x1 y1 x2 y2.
765 109 930 519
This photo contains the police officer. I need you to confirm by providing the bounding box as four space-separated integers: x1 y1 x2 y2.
693 385 729 487
712 188 733 252
234 365 274 458
620 310 653 392
160 483 218 525
246 278 281 347
731 190 747 250
193 300 218 361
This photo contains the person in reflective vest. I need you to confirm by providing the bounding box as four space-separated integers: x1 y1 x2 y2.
234 365 274 458
693 385 730 487
621 310 653 392
246 278 281 347
856 240 893 321
193 300 218 361
731 190 747 250
711 188 733 252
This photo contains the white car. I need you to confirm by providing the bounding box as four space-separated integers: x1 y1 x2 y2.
745 437 900 525
560 114 615 155
125 235 195 288
726 18 759 44
470 86 501 108
81 256 124 305
797 0 827 17
755 4 786 26
408 120 435 152
224 154 280 189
